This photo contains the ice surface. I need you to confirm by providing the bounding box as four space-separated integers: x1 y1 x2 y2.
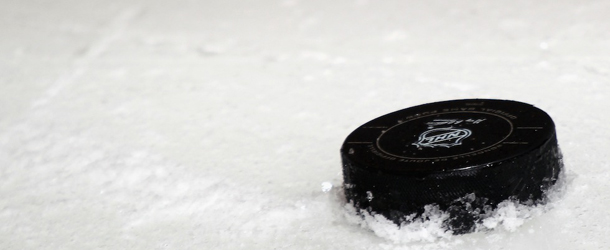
1 0 610 249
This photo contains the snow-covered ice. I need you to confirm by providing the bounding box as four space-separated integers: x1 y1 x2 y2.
1 0 609 249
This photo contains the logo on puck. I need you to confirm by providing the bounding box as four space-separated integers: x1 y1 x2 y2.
412 127 472 148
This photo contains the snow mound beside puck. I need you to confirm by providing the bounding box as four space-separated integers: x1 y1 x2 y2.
341 169 570 243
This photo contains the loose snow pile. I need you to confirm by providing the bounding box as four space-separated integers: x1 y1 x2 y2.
333 168 572 244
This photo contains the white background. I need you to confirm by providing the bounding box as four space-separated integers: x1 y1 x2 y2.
1 0 609 249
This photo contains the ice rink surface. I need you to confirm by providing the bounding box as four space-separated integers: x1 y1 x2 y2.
1 0 609 249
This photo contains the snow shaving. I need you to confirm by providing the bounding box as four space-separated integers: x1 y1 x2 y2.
335 169 571 244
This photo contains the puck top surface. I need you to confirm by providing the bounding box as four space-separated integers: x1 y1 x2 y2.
342 99 556 173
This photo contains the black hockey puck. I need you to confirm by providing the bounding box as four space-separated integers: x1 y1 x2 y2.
341 99 562 234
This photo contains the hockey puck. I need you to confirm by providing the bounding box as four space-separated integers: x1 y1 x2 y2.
341 99 562 234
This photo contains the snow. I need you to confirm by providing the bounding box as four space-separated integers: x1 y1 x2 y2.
341 169 570 244
1 0 609 249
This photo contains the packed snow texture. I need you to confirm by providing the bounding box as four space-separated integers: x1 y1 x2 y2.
1 0 609 249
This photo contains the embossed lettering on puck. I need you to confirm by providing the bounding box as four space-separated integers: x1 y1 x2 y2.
341 99 563 234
